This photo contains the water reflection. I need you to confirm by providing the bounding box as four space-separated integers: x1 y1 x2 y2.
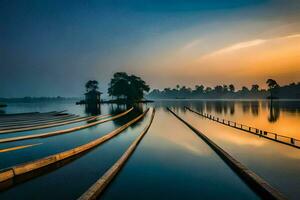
151 100 300 138
108 103 145 127
268 101 280 123
189 100 300 123
0 109 5 115
181 110 300 199
84 103 101 115
250 101 259 116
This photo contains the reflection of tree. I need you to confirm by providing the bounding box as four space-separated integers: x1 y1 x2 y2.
0 109 5 114
250 101 259 116
214 101 223 114
108 104 129 115
206 102 212 113
277 101 300 113
110 103 144 127
85 104 101 116
268 101 280 123
195 102 205 113
150 100 300 120
199 101 234 115
241 101 250 114
223 102 228 114
229 102 235 115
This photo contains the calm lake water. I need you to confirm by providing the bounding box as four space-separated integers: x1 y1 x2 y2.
0 100 299 199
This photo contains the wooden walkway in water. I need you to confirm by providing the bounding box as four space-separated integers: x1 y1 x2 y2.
185 107 300 149
0 109 132 144
0 109 149 185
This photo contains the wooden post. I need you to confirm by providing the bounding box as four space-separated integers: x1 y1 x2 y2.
275 134 277 140
291 138 295 145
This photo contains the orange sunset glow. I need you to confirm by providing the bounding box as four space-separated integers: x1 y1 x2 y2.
1 1 300 200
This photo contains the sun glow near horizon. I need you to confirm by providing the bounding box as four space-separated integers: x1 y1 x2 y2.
133 32 300 90
193 33 300 86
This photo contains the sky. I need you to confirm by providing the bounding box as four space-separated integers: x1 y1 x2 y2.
1 0 300 97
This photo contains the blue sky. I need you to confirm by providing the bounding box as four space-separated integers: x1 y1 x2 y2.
1 0 300 97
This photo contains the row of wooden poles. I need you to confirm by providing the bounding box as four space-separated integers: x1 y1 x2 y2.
185 107 300 149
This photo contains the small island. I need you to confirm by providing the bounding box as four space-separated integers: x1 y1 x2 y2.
77 72 153 107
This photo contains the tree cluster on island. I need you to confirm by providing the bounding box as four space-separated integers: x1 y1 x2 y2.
85 80 99 93
147 79 300 99
107 72 150 103
82 72 151 104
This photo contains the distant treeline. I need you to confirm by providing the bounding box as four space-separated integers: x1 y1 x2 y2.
147 81 300 99
0 96 79 103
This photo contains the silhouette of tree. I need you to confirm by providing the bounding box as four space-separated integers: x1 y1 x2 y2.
195 85 204 93
214 85 223 94
251 84 259 92
85 80 99 92
266 79 279 99
179 86 192 97
229 84 235 93
241 86 249 92
147 81 299 99
205 87 212 94
108 72 150 102
223 85 228 93
268 101 280 122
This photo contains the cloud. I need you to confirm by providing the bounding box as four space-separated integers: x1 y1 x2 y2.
202 33 300 58
182 39 202 51
208 39 266 56
284 33 300 39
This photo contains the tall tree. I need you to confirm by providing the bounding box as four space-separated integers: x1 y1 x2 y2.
266 79 279 99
